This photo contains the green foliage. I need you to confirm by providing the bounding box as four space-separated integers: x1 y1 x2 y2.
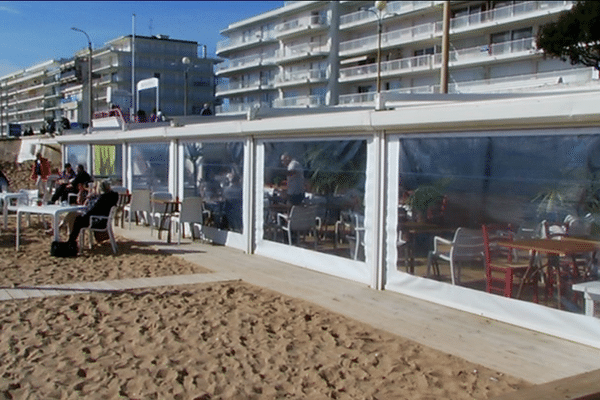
537 1 600 70
406 178 450 212
304 141 366 195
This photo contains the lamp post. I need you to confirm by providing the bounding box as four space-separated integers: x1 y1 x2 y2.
71 27 93 130
360 1 391 109
182 56 191 116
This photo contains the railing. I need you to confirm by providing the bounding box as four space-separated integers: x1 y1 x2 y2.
278 68 328 84
216 80 262 93
272 94 325 108
216 30 277 53
216 51 278 73
451 1 571 31
339 1 571 55
340 37 535 81
216 102 271 114
278 42 330 61
340 1 439 27
275 14 329 36
338 67 595 105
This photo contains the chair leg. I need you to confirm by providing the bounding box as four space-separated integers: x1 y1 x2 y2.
108 229 117 254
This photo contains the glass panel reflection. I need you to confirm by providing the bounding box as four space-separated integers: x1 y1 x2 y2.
182 141 244 233
398 134 600 311
93 145 122 184
65 145 89 172
131 143 169 191
264 139 367 259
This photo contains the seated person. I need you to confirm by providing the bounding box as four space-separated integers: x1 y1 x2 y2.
67 180 118 248
50 164 92 204
49 163 76 204
59 181 102 234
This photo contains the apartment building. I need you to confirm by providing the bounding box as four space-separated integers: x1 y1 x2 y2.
0 60 62 136
1 35 219 136
215 0 589 113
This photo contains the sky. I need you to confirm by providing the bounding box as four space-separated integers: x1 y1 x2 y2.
0 1 284 77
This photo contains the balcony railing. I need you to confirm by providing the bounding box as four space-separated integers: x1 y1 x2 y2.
215 80 262 94
339 1 571 56
275 14 329 37
272 94 325 108
216 30 277 53
340 1 439 28
216 101 271 114
338 67 595 105
277 68 329 84
340 37 535 81
278 42 330 62
451 1 572 31
216 51 278 73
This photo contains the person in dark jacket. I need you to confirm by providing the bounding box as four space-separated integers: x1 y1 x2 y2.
50 164 92 204
68 180 118 246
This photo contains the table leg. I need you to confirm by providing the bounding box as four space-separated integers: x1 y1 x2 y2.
517 251 538 299
15 211 21 251
3 203 7 229
53 213 60 242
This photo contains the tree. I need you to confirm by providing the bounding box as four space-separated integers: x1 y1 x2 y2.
537 1 600 70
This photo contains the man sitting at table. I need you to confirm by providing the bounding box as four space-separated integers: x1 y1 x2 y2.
50 164 92 204
67 180 118 249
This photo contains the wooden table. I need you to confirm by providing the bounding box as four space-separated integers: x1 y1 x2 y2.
497 238 598 308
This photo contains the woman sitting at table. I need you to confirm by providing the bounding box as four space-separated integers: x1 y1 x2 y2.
67 180 118 248
57 181 102 234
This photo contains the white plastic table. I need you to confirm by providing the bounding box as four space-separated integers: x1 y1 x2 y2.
573 281 600 317
15 204 86 251
0 192 27 229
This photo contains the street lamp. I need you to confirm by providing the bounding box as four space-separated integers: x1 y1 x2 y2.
182 56 191 116
71 27 93 130
360 1 390 98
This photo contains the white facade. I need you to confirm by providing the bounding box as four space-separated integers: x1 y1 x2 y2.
53 87 600 348
215 0 592 113
0 35 219 136
63 35 219 126
0 60 62 136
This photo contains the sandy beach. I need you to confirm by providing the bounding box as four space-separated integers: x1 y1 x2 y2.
0 161 531 399
0 217 532 400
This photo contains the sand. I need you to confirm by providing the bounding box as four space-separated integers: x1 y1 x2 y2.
0 162 531 399
0 220 532 399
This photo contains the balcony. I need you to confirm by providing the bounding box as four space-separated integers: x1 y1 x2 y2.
277 42 330 64
272 94 325 108
340 21 439 57
275 68 329 88
216 51 278 75
338 67 595 105
216 31 277 55
340 1 441 30
339 1 571 57
215 80 262 96
450 1 573 34
216 101 271 115
339 37 537 82
274 15 329 40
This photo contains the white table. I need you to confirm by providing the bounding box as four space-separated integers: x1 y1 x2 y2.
15 204 87 251
0 192 28 229
573 281 600 317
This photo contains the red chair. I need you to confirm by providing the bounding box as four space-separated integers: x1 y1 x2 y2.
482 224 538 301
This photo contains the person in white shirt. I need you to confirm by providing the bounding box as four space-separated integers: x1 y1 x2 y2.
280 153 305 206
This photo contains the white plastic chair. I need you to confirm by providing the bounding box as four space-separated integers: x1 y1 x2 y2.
172 196 211 244
125 189 151 229
427 227 484 285
81 206 118 254
276 204 319 248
